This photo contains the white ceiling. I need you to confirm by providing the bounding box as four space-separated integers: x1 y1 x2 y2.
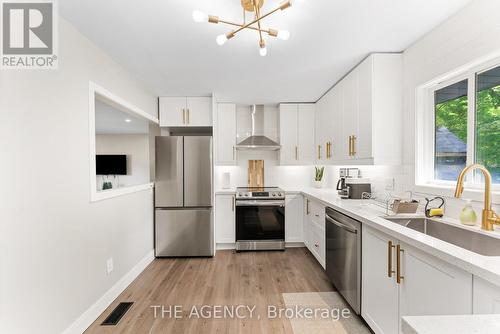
60 0 471 105
95 100 149 134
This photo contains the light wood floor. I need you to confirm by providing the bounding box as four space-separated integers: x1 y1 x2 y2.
84 248 334 334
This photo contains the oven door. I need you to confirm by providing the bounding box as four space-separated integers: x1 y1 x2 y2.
235 200 285 241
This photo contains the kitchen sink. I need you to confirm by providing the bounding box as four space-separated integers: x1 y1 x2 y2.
382 217 500 256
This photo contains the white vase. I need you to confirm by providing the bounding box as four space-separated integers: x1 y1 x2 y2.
313 180 323 188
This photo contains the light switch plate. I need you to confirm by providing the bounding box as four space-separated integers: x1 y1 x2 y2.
106 258 114 275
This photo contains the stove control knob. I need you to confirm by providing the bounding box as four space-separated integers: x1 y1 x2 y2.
278 193 283 197
245 193 249 197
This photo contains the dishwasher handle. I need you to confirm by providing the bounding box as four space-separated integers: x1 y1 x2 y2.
325 214 358 234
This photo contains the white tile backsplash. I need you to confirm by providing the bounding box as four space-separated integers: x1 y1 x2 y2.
215 159 497 223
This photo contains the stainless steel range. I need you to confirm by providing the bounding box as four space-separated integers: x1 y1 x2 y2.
235 187 285 251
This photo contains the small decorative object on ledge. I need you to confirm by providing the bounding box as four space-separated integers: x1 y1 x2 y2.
313 166 325 188
102 181 113 190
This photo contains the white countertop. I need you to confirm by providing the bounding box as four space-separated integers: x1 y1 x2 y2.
402 314 500 334
296 187 500 287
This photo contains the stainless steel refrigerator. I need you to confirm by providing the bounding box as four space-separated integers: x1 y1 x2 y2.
155 136 213 257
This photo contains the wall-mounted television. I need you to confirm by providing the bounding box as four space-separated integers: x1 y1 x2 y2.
96 155 127 175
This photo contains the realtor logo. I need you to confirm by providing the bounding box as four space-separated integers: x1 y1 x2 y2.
1 0 58 69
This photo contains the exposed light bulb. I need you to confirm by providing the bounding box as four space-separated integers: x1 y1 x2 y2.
125 119 131 123
277 30 290 40
216 34 228 46
192 10 208 23
259 47 267 57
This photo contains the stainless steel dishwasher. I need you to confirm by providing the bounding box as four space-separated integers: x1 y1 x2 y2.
325 207 361 314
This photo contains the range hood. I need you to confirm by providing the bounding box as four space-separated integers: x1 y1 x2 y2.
235 105 281 151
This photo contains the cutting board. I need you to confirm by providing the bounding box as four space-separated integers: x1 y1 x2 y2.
248 160 264 188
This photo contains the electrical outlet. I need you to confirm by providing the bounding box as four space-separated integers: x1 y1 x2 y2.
385 177 395 191
106 258 114 275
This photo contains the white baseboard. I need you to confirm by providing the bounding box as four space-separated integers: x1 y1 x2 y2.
216 242 305 250
285 242 305 248
216 243 236 250
62 250 155 334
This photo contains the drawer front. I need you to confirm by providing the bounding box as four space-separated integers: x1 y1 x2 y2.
309 200 325 230
310 223 325 268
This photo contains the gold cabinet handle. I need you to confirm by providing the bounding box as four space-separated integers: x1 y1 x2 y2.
318 145 322 160
348 136 352 156
352 135 357 156
187 109 190 124
233 146 235 160
295 146 298 160
388 241 395 278
326 142 329 159
396 244 404 284
182 109 186 124
306 199 310 215
232 196 235 211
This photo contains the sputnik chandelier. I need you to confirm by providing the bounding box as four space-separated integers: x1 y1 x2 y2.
193 0 300 56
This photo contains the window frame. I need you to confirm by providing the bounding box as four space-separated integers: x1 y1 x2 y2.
416 54 500 203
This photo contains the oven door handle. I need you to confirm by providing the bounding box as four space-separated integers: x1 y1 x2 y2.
235 200 285 207
326 214 357 234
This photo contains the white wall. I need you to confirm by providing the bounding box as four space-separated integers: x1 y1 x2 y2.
0 17 157 334
96 134 149 189
402 0 500 213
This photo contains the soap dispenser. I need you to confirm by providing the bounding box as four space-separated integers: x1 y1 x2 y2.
459 199 477 226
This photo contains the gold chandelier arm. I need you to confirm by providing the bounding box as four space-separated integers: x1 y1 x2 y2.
253 1 265 48
217 19 274 35
215 18 279 37
230 0 291 37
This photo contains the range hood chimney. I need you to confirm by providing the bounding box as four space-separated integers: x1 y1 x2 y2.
235 105 281 151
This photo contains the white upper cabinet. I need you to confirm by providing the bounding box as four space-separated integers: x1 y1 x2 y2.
279 103 315 165
159 97 186 126
279 104 298 163
159 96 212 127
186 97 212 126
315 53 402 165
297 104 316 162
215 103 237 165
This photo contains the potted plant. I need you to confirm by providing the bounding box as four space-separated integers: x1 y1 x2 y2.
313 166 325 188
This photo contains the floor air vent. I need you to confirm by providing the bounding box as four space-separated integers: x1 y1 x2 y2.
101 302 133 326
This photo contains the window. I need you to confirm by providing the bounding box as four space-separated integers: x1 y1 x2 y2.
434 79 468 181
430 64 500 186
475 66 500 184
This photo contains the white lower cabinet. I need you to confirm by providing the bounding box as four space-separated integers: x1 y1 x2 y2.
399 243 472 319
473 277 500 314
362 226 472 334
285 194 304 243
362 227 400 334
303 197 325 269
215 194 235 244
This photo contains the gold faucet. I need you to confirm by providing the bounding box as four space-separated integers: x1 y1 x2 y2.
454 164 500 231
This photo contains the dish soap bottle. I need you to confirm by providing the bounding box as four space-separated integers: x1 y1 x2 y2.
459 199 477 226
